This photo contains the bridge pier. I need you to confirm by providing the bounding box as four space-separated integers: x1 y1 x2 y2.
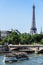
35 47 39 53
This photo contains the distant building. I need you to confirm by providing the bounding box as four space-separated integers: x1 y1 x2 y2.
0 29 21 39
0 31 11 39
11 29 21 34
14 29 21 34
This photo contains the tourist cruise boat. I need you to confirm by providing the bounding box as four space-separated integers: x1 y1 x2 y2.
5 52 29 63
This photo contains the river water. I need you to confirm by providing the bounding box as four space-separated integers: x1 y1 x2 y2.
0 54 43 65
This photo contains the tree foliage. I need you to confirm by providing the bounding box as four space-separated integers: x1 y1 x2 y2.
0 31 43 45
19 33 32 44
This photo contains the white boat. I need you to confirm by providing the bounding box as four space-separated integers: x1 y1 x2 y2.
5 56 17 63
5 53 29 63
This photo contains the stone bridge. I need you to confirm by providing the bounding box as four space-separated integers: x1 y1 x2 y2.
0 45 43 53
8 45 43 52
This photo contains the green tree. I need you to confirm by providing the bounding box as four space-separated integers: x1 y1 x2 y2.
31 34 43 43
19 33 32 44
7 31 20 44
40 38 43 44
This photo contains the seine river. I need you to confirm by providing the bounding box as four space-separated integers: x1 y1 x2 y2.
0 54 43 65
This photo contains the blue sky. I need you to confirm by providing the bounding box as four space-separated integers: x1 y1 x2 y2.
0 0 43 33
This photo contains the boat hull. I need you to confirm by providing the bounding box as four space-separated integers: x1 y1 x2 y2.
5 57 29 63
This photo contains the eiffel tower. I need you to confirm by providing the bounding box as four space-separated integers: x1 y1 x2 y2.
30 5 37 34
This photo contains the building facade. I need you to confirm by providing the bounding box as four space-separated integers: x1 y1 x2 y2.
0 31 11 39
